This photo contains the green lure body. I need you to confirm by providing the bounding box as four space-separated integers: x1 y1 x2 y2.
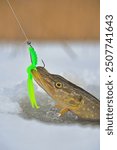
27 45 39 109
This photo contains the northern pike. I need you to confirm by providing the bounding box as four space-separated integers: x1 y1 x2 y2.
31 66 100 122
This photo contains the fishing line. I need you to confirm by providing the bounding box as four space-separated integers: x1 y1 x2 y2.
6 0 29 42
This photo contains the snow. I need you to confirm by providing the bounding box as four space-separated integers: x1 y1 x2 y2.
0 42 100 150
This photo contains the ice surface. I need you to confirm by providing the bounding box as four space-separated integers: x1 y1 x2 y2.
0 42 100 150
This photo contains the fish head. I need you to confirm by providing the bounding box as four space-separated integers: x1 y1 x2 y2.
31 66 73 102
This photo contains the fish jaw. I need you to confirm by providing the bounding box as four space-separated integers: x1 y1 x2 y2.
31 68 55 98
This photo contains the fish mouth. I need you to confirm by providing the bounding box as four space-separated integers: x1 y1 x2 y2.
31 69 44 88
31 67 54 96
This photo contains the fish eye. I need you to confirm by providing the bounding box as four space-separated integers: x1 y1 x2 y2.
55 82 63 88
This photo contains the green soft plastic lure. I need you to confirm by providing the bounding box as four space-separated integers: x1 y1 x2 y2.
27 42 39 109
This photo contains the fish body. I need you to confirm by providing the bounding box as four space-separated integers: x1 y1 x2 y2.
31 67 100 121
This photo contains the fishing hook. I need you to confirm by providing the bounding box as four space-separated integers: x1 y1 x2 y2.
41 59 45 68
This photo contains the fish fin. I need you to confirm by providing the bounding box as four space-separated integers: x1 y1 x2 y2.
67 96 83 107
59 108 70 116
54 104 62 109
